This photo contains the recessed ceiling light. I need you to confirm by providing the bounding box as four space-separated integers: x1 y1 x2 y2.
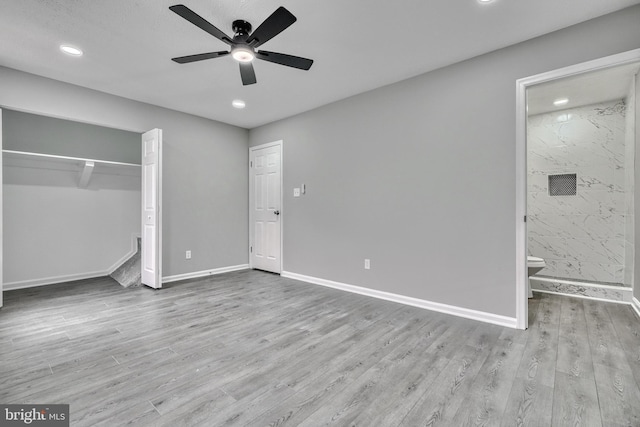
553 98 569 106
232 99 246 109
60 45 83 56
478 0 494 3
231 46 255 63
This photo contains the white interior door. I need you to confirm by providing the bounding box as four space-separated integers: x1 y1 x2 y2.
141 129 162 289
250 141 282 273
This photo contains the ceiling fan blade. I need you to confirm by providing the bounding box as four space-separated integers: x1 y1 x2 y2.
256 51 313 70
172 51 229 64
246 7 296 48
239 62 257 85
169 5 233 45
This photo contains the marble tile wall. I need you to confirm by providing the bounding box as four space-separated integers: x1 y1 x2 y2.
530 277 632 302
527 99 630 285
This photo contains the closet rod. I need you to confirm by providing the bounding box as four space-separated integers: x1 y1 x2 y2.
2 149 140 167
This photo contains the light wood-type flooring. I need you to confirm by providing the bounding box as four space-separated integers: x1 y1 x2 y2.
1 270 640 426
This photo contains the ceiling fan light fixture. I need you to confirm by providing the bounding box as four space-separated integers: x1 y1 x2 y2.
231 46 255 63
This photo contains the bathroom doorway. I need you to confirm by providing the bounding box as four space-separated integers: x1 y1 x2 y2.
516 49 640 329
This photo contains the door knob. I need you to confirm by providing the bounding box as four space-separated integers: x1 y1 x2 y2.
274 210 280 215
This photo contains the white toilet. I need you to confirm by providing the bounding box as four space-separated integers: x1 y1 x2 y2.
527 256 546 298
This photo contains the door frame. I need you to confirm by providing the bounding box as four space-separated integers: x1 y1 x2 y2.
515 48 640 330
249 140 284 273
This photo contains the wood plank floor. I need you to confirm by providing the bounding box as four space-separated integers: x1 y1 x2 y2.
1 270 640 426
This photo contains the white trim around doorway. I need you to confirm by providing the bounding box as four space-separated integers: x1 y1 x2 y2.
515 48 640 330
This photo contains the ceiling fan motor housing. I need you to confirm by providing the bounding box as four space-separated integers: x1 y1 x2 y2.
232 20 252 41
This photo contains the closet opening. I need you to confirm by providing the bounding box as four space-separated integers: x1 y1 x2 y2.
2 109 143 292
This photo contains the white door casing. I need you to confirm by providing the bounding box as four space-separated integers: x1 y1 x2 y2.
250 141 282 273
141 129 162 289
515 48 640 330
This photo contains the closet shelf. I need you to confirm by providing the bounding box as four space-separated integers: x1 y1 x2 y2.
2 149 140 167
3 149 141 188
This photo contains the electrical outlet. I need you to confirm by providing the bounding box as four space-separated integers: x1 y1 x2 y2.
186 250 191 260
293 188 301 197
364 259 370 269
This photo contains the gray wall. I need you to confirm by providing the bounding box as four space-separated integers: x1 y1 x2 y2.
250 6 640 317
3 179 141 287
3 109 141 164
0 66 249 280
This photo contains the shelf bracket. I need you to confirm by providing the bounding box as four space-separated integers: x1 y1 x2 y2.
78 161 95 189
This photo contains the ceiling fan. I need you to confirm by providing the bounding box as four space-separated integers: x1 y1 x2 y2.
169 4 314 86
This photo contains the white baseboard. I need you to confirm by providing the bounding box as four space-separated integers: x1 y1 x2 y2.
281 271 517 329
4 264 250 291
162 264 249 284
632 297 640 319
4 270 110 291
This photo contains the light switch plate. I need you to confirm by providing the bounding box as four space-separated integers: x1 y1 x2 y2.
293 188 301 197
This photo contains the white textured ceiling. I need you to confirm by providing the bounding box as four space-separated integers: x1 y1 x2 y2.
1 0 639 129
